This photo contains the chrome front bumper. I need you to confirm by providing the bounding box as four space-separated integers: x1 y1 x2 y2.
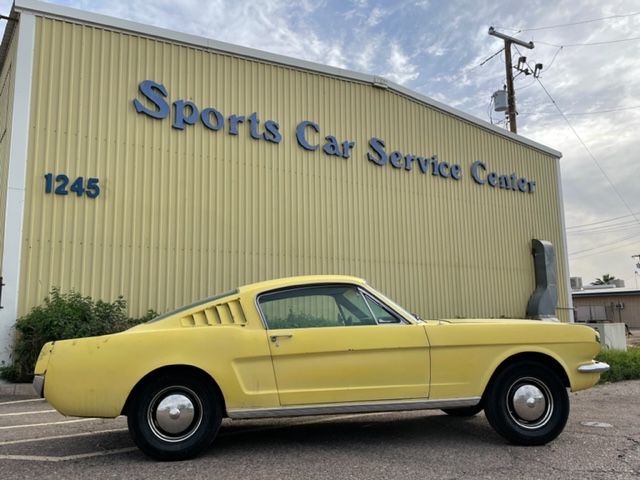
578 361 610 374
33 374 45 398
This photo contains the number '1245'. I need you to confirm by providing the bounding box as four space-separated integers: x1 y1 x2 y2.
44 174 100 198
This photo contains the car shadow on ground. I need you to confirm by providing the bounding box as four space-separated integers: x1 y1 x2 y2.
210 411 503 454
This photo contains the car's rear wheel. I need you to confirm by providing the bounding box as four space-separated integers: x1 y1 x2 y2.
484 361 569 445
127 370 222 461
441 403 484 417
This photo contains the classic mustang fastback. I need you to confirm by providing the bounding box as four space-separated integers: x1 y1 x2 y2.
33 275 608 460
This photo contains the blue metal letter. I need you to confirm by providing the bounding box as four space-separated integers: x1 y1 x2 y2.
366 137 387 166
172 100 199 129
471 160 487 184
389 150 403 168
201 107 224 130
296 121 320 150
263 120 282 143
133 80 169 119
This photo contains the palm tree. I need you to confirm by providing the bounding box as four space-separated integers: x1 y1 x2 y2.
591 274 616 286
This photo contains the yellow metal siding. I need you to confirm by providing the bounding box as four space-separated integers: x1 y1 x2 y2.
19 17 568 321
0 25 19 275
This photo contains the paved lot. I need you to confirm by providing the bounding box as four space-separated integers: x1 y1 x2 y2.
1 381 639 479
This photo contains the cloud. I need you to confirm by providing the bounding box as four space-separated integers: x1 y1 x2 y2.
366 6 388 27
384 42 420 84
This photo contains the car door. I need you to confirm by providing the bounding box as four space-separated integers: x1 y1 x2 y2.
258 284 430 406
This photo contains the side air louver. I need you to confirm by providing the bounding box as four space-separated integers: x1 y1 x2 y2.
181 299 247 327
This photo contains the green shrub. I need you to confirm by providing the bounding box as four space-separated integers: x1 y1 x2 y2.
596 346 640 383
0 287 157 383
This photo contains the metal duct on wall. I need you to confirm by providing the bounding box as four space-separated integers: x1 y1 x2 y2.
526 239 558 321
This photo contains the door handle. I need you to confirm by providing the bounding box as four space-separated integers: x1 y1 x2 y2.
270 333 293 346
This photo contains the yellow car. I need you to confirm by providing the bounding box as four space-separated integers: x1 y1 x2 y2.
33 275 608 461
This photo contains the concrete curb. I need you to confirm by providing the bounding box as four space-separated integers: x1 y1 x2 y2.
0 382 37 397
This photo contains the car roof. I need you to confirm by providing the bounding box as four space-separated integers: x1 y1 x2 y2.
237 275 367 295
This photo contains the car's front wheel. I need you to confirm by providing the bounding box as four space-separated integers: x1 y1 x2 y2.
484 361 569 445
127 370 222 461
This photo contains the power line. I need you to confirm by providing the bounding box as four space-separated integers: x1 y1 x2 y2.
569 232 640 258
536 36 640 48
496 12 640 33
478 48 505 67
586 226 640 235
541 46 563 72
567 223 640 235
442 47 504 88
527 67 640 230
568 220 639 232
565 105 640 116
567 212 640 230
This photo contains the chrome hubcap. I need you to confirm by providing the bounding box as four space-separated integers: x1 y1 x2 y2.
148 387 202 442
507 378 553 429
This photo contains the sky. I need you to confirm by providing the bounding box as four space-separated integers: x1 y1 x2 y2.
1 0 639 288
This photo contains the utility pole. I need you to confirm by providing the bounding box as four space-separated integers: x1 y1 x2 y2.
488 27 534 134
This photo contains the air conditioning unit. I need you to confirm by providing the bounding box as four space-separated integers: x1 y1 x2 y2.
570 277 583 290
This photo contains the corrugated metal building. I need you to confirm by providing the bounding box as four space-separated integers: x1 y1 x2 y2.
0 0 572 365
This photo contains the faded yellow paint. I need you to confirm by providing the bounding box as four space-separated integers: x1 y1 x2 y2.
267 323 430 404
425 321 601 398
19 16 568 324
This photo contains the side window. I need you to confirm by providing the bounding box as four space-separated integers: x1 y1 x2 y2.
259 286 345 329
258 284 404 329
363 293 405 324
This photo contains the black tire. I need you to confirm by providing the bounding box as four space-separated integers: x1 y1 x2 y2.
441 403 484 417
484 361 569 446
127 370 222 461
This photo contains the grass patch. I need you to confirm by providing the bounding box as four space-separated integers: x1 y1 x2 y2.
596 346 640 383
